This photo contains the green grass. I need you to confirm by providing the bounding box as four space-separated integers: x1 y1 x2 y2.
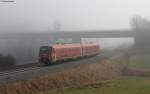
36 76 150 94
129 55 150 71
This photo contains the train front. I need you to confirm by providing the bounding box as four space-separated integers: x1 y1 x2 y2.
39 46 52 64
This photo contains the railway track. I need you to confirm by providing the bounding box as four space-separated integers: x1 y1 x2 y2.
0 52 115 85
0 67 41 76
0 62 43 72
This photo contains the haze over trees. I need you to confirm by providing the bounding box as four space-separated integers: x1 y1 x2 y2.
131 15 150 53
131 15 150 31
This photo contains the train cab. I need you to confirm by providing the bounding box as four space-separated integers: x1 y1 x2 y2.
39 46 52 63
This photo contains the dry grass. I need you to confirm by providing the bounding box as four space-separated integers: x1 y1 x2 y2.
123 54 150 77
0 54 129 94
124 68 150 77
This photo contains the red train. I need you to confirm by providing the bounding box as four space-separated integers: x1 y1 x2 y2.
39 43 100 64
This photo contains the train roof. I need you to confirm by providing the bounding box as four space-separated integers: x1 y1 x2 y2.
52 43 99 48
52 44 81 49
81 43 99 46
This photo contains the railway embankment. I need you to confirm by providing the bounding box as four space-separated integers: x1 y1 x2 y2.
0 54 129 94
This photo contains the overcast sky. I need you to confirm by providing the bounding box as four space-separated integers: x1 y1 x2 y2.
0 0 150 32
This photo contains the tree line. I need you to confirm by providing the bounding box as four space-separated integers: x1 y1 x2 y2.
131 15 150 30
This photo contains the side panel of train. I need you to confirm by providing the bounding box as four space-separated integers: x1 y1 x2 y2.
52 44 82 62
82 44 100 57
39 44 100 64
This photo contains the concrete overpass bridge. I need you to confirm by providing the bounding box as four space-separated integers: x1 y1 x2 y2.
0 30 149 64
0 30 135 43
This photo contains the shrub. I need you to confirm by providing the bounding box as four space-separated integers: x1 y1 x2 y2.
0 54 16 67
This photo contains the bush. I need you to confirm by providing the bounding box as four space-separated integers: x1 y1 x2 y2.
0 54 16 67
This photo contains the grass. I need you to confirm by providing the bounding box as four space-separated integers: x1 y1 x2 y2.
129 55 150 71
36 76 150 94
0 54 128 94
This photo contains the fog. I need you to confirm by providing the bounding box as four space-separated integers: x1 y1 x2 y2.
82 38 134 50
0 0 149 65
0 0 150 31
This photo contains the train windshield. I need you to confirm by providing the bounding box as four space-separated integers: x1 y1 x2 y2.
39 46 51 54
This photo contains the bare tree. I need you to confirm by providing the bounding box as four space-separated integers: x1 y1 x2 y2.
131 15 150 30
131 15 150 53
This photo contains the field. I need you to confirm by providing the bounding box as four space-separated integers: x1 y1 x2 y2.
36 76 150 94
35 54 150 94
0 54 127 94
129 55 150 71
1 54 150 94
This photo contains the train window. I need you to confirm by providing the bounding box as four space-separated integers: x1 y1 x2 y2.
39 46 51 54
